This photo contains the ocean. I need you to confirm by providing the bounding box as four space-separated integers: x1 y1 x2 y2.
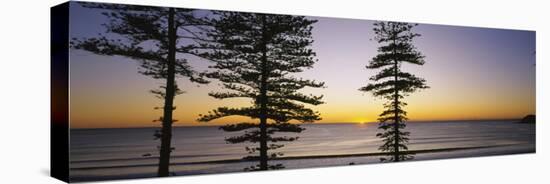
69 120 535 181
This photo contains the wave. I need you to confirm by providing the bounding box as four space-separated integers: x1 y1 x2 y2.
70 144 521 171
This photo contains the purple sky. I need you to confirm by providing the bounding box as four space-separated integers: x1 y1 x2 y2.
68 2 535 128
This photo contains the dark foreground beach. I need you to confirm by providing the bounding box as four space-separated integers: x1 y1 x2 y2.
69 120 535 182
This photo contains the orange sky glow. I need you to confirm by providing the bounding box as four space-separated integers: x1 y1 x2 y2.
68 9 535 129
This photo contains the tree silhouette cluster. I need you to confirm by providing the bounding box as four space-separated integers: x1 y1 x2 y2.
71 2 430 176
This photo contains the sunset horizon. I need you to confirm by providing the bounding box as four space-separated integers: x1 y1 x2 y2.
69 115 533 129
68 3 535 129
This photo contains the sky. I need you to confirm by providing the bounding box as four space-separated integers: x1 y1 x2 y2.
68 3 536 128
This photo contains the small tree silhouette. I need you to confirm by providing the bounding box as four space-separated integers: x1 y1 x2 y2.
71 3 210 176
360 21 429 162
197 12 324 171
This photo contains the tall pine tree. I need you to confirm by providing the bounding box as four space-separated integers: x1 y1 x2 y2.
197 12 324 171
360 21 429 162
71 3 209 176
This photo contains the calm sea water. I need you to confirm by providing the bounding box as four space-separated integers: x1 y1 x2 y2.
69 120 535 181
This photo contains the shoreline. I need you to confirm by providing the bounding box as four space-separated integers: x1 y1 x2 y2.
70 144 525 171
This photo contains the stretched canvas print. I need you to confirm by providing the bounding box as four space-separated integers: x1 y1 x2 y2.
51 1 536 182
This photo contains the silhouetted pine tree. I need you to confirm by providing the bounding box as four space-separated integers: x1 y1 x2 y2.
70 3 209 176
197 12 324 171
360 21 429 162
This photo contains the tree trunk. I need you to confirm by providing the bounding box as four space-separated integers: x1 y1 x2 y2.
393 63 400 162
158 7 177 177
392 30 400 162
258 14 269 170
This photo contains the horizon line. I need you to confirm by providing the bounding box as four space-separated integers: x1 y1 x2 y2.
70 117 529 130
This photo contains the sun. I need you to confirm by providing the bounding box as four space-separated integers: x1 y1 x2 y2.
354 118 372 124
